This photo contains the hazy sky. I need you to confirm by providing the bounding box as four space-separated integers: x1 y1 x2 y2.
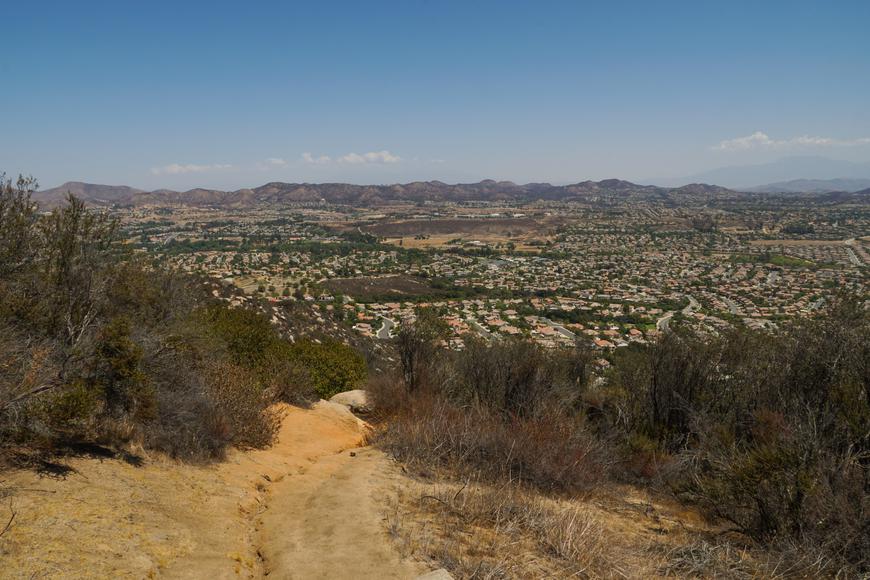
3 0 870 190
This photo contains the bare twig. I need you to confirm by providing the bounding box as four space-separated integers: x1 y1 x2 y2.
0 498 16 538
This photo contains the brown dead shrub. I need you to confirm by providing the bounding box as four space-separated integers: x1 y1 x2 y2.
203 360 278 450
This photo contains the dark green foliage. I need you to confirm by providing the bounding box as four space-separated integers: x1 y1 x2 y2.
782 221 814 234
396 307 449 392
198 305 289 371
288 339 367 399
0 174 39 279
91 317 153 421
598 298 869 571
0 181 331 461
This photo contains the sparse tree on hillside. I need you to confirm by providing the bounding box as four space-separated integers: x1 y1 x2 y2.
39 194 119 346
397 308 448 392
0 173 39 277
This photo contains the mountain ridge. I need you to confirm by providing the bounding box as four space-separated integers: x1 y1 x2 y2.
36 178 761 207
653 156 870 189
744 177 870 194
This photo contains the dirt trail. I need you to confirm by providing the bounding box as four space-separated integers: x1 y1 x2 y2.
258 447 421 579
0 401 424 579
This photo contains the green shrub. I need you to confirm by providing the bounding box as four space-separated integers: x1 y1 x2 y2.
0 184 307 461
93 317 154 420
289 339 367 399
195 305 316 403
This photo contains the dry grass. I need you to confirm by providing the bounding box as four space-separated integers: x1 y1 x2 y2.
387 478 614 578
386 476 850 579
656 539 759 578
372 385 609 494
656 538 853 579
203 360 280 449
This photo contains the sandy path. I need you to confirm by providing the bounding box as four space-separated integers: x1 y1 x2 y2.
258 447 420 579
0 400 422 579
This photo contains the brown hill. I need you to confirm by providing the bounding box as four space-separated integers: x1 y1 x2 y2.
36 179 752 208
34 181 145 206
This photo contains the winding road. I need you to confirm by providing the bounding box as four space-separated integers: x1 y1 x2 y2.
657 294 699 333
376 316 396 339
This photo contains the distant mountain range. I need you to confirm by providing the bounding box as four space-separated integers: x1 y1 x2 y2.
744 178 870 194
35 179 756 207
654 156 870 190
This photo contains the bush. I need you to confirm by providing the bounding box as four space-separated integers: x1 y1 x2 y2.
0 184 309 462
374 297 869 572
601 298 869 571
203 361 278 449
372 332 607 492
196 305 317 403
451 337 590 418
288 338 367 399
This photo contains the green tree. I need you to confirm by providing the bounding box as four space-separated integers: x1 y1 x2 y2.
289 339 367 399
397 307 449 391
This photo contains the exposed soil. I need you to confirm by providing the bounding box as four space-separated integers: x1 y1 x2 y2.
0 401 423 579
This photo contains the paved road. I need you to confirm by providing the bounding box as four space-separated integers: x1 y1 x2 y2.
376 317 395 339
658 294 698 333
536 316 576 339
466 318 493 339
722 297 739 315
682 295 700 316
845 246 861 266
767 271 780 286
656 313 673 332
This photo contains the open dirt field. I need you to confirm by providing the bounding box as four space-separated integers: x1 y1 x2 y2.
364 217 542 237
361 216 562 248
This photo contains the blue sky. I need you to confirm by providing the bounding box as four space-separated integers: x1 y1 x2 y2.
3 0 869 190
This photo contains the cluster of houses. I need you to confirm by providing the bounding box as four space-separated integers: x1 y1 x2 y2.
125 200 867 349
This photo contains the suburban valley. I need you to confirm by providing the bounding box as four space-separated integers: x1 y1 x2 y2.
57 179 866 353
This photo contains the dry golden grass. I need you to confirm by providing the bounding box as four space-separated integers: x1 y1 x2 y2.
384 474 737 579
385 473 853 579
